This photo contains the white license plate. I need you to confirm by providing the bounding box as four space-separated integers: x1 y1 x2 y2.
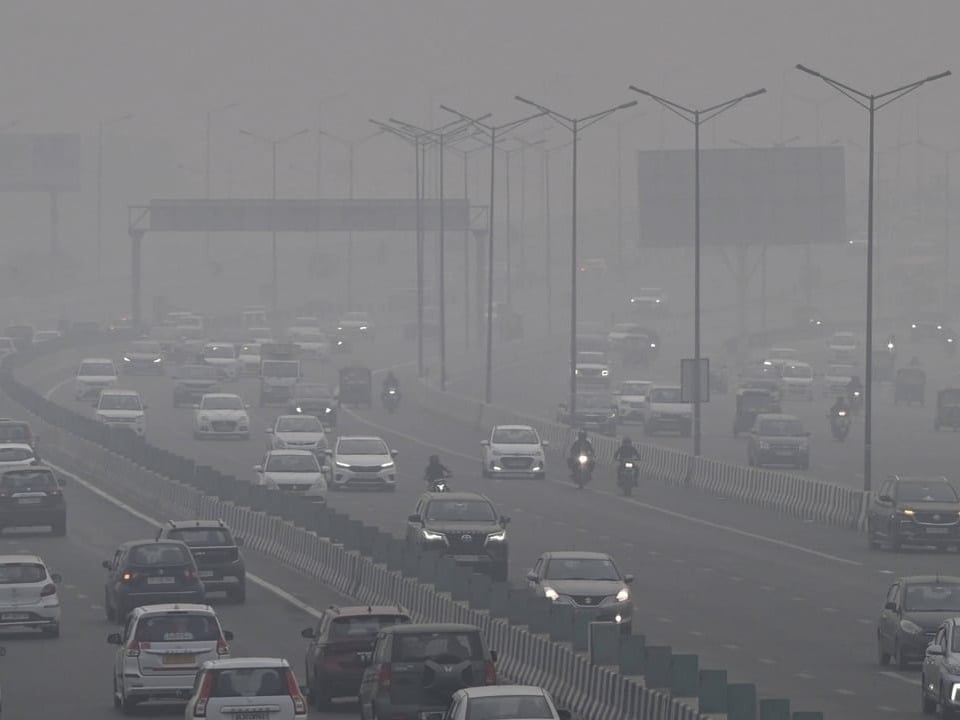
1 613 29 621
198 570 214 578
147 576 176 585
775 450 795 456
420 712 445 720
235 714 268 720
454 555 484 562
16 498 41 505
927 528 950 535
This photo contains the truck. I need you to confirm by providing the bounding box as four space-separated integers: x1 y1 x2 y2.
259 343 302 407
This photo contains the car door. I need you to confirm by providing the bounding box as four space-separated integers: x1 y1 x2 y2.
871 479 892 535
528 557 545 594
926 624 948 689
115 614 136 685
359 632 387 712
879 583 901 651
305 612 327 680
406 498 425 545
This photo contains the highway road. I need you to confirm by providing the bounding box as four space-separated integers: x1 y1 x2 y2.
25 333 960 719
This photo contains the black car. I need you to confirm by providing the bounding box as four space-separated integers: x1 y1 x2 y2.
0 466 66 536
556 392 618 436
120 340 165 374
867 476 960 551
358 623 497 720
301 605 411 709
171 364 221 407
102 540 205 623
406 492 509 581
156 520 246 603
878 575 960 668
288 382 337 428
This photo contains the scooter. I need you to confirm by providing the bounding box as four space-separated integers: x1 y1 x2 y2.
382 387 400 413
427 474 451 492
570 454 594 489
829 409 851 441
617 459 639 496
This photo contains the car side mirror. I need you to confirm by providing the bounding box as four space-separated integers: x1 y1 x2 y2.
390 449 398 458
623 574 635 584
222 630 234 641
927 644 945 656
884 601 898 612
50 573 62 583
301 627 315 639
57 476 66 487
500 516 511 526
526 570 538 582
408 514 421 523
253 465 263 473
480 440 489 446
102 560 111 570
878 494 893 503
489 649 498 663
107 633 123 645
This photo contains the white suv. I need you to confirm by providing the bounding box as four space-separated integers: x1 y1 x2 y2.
0 554 62 637
108 604 233 714
74 358 118 401
193 394 250 440
184 658 308 719
642 385 693 437
481 425 547 478
96 389 146 437
327 436 397 490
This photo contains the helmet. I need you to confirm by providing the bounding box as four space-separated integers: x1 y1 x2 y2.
577 430 587 441
429 454 439 465
621 436 632 445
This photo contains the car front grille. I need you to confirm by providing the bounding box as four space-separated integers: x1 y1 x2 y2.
211 421 237 432
913 512 960 526
570 595 606 606
768 443 800 452
501 456 534 470
349 465 381 473
447 534 488 553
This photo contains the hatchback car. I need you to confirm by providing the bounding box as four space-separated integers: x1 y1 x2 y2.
0 555 62 637
445 685 571 720
184 658 308 720
287 382 337 427
0 466 67 536
878 575 960 668
96 389 146 438
103 540 205 622
172 364 221 407
156 520 246 603
0 420 37 458
74 357 118 401
746 414 810 469
327 436 398 490
193 394 250 440
267 414 328 454
108 603 233 714
481 425 547 479
201 343 241 381
867 476 960 551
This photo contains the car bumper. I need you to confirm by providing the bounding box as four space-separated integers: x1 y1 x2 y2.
122 360 163 372
568 601 633 624
755 449 808 465
486 458 545 477
195 426 249 438
0 603 60 628
0 507 65 528
578 376 611 387
317 668 366 697
195 568 244 590
120 671 197 701
896 521 960 544
332 470 396 489
117 589 206 609
646 415 691 431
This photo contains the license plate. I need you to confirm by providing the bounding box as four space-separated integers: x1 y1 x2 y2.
162 654 195 665
235 714 268 720
775 450 795 456
454 555 483 562
16 498 41 505
147 576 176 585
198 570 214 578
927 528 950 535
1 613 28 621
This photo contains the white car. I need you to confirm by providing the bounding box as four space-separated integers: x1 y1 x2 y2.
764 348 797 368
193 394 250 440
327 436 397 490
34 330 62 343
201 343 241 381
337 311 372 336
267 414 328 454
74 358 118 401
823 363 856 397
237 342 262 375
616 380 654 424
254 450 327 502
242 307 268 329
828 332 859 362
0 555 61 637
780 361 814 400
96 389 147 437
446 685 566 720
0 444 37 468
0 338 15 360
574 351 611 387
184 658 308 720
108 604 233 714
288 329 330 359
481 425 547 479
642 385 693 436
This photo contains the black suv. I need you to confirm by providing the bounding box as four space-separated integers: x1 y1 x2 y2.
868 476 960 551
406 492 509 581
156 520 246 603
0 466 66 536
102 539 205 622
358 623 497 720
301 605 411 709
171 364 221 407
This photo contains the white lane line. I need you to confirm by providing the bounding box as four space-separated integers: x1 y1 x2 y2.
723 643 739 651
822 607 838 613
835 688 856 696
876 706 898 713
657 617 673 624
45 460 325 620
796 672 814 680
857 618 873 624
44 376 74 400
76 593 88 600
758 658 776 664
878 671 921 687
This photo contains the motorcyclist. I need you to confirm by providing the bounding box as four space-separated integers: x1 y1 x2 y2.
382 372 400 395
568 430 595 472
847 375 863 397
829 395 851 418
614 437 640 483
424 454 451 485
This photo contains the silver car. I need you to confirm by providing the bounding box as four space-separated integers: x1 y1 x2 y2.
922 617 960 715
444 685 571 720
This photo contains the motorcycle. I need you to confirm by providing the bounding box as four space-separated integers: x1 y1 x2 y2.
427 474 452 492
570 453 594 489
829 409 851 441
617 459 639 496
382 387 400 413
848 389 863 415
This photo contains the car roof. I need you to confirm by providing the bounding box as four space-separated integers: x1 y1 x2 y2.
769 347 797 352
327 605 411 618
755 413 799 421
120 538 191 549
130 603 217 617
200 393 241 400
201 657 291 670
0 443 35 452
383 623 481 635
79 357 114 364
204 341 236 347
542 550 612 561
901 575 960 585
337 435 384 442
892 475 950 484
492 425 536 432
0 554 45 565
266 449 317 457
459 686 548 698
0 419 30 426
100 389 141 396
421 491 492 503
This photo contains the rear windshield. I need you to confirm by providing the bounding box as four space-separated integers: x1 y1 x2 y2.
620 383 652 395
262 361 299 377
0 562 46 584
649 388 682 403
265 454 319 473
425 500 497 523
392 631 483 662
0 425 31 443
207 667 294 698
0 447 33 462
78 362 115 376
328 614 409 640
128 543 191 566
134 613 220 642
338 438 388 455
276 416 323 432
201 396 243 410
166 528 233 546
465 695 553 720
99 394 141 411
1 469 56 490
758 419 803 436
897 482 959 503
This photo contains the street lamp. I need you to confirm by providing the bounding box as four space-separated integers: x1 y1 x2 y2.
795 63 951 493
239 127 311 312
97 112 134 280
629 84 766 456
205 103 239 262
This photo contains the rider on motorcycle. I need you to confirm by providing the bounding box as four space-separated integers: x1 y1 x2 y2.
830 395 851 418
614 437 640 482
568 430 595 471
847 375 863 399
424 454 451 486
382 372 400 396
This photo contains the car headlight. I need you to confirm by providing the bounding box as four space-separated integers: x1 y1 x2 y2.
616 588 630 602
422 529 445 541
655 298 661 304
122 356 131 362
380 461 395 468
543 586 559 601
900 619 923 634
294 406 302 413
575 368 581 375
359 325 368 331
324 407 332 413
335 460 351 468
153 357 162 363
601 370 609 377
912 323 918 329
337 326 343 331
486 530 506 542
650 343 657 348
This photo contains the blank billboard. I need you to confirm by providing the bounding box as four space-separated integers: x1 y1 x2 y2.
0 134 82 192
636 146 845 247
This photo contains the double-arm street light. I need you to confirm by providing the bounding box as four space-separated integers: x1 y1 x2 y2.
795 64 951 493
629 85 766 457
97 112 134 280
239 127 311 312
205 103 239 262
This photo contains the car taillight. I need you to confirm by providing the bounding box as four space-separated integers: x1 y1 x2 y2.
184 568 197 582
121 571 135 583
127 641 147 658
483 660 496 685
377 663 391 689
40 583 56 597
285 669 306 715
193 671 213 717
217 637 229 656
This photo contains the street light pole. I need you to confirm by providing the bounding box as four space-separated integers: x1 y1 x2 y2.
796 64 951 493
514 96 637 418
630 85 766 457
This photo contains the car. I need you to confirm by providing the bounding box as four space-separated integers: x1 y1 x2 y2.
406 491 509 581
556 392 619 436
288 382 337 428
96 389 146 437
446 685 571 720
574 351 611 387
156 520 246 603
200 342 241 381
108 603 234 713
267 414 328 455
848 233 867 251
73 357 118 401
288 329 331 359
481 425 547 479
822 363 856 398
628 287 666 310
0 443 38 469
642 385 692 436
0 420 37 457
827 331 859 362
878 575 960 669
3 324 33 350
763 347 798 369
526 551 634 633
780 361 814 400
33 330 62 343
337 310 373 337
102 540 206 622
867 476 960 551
0 555 62 637
327 436 398 491
578 257 607 274
615 380 654 424
0 466 66 536
174 314 205 339
184 658 308 720
358 623 497 720
921 616 960 715
794 305 826 329
606 322 645 346
247 327 275 344
172 364 221 407
254 450 328 503
193 394 250 440
0 338 15 361
746 413 809 469
301 605 412 708
121 340 165 374
237 342 262 375
911 311 951 341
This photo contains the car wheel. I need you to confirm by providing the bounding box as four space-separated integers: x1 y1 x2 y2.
229 583 246 604
921 674 936 714
120 690 138 715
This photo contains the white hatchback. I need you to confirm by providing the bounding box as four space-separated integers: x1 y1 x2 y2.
0 444 37 469
193 394 250 440
254 450 327 503
96 389 146 437
184 658 308 720
267 415 328 454
0 554 62 637
74 358 118 401
481 425 547 479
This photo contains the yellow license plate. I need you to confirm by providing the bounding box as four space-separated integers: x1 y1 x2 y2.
162 654 195 665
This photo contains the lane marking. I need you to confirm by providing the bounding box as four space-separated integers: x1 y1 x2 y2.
758 658 776 665
796 672 814 680
878 671 921 687
835 688 856 696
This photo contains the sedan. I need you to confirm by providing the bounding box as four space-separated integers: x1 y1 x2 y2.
327 436 397 491
878 575 960 668
267 414 328 454
254 450 327 503
0 444 38 469
193 394 250 440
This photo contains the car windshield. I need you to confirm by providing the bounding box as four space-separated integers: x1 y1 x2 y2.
166 528 233 546
131 342 161 354
392 631 482 662
134 613 221 642
262 361 299 377
265 454 320 473
577 352 606 364
182 365 218 379
202 396 243 410
425 500 497 522
276 416 323 432
0 425 30 443
576 394 614 409
828 365 855 377
99 394 141 411
0 447 34 462
338 438 388 455
295 384 331 398
544 557 620 581
128 543 191 566
782 365 812 379
613 324 640 333
327 614 410 640
904 583 960 612
1 469 55 490
897 482 959 503
649 388 683 403
0 563 46 584
491 428 539 444
620 382 651 395
204 345 236 358
206 667 296 698
758 419 803 436
465 695 553 719
78 362 114 376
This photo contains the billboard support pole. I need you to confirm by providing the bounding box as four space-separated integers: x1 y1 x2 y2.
50 192 59 255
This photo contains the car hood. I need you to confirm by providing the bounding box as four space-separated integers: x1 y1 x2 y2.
76 374 117 383
336 453 392 465
541 579 625 597
425 521 501 535
97 409 144 420
903 610 960 632
263 471 324 485
649 402 692 415
275 431 326 445
489 443 543 455
196 409 248 420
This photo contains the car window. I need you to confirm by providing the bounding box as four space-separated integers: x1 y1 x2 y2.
265 454 320 473
0 425 30 443
885 584 899 606
544 557 621 581
757 419 803 436
78 362 115 376
166 528 233 546
0 446 33 462
99 394 142 411
294 384 330 398
903 583 960 612
1 469 56 490
392 632 482 662
201 396 243 410
896 482 959 503
491 428 538 444
338 438 388 455
465 695 553 719
649 388 682 403
207 667 294 697
276 416 323 432
128 543 191 566
425 500 497 523
0 562 46 583
134 613 220 642
327 614 410 640
950 627 960 652
620 383 651 395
